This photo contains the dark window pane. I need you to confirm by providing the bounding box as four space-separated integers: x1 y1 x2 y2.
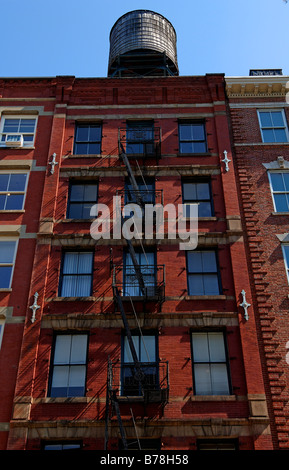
192 124 205 141
259 112 272 127
193 141 207 153
274 194 289 212
262 129 275 142
271 111 284 127
202 251 217 272
274 129 287 142
283 174 289 191
203 274 220 295
44 444 63 450
0 266 12 288
271 173 285 191
68 203 83 219
179 124 193 140
0 175 9 191
68 181 97 218
3 119 20 133
74 143 88 155
82 203 94 219
5 194 24 210
60 252 93 297
76 126 89 142
283 246 289 264
0 241 16 263
126 143 144 154
199 201 212 217
70 185 84 201
180 142 194 153
183 183 197 200
89 126 101 141
187 251 203 273
23 135 34 142
188 274 204 295
19 119 36 133
0 195 5 210
196 183 210 200
8 174 27 192
88 142 100 154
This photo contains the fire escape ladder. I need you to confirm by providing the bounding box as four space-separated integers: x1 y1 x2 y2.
106 147 151 450
119 143 144 207
105 358 129 450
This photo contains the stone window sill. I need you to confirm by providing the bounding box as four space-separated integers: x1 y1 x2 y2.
0 210 25 213
190 394 236 401
35 397 89 404
185 295 226 300
52 296 95 302
271 212 289 216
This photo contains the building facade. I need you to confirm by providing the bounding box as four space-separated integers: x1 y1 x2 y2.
226 73 289 449
0 10 281 451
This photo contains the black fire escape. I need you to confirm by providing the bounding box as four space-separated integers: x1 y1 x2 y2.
105 126 169 450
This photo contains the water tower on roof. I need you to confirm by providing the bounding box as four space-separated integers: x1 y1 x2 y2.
108 10 179 77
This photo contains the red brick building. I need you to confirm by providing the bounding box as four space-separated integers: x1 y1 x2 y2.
0 11 275 450
226 72 289 449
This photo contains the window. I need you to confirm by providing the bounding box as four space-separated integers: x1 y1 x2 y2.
124 251 156 296
59 251 94 297
0 321 4 349
122 332 158 396
191 331 230 395
124 178 155 210
187 250 221 295
182 180 213 217
43 441 82 450
0 239 17 288
0 116 37 147
125 178 155 205
282 245 289 283
74 123 102 155
0 172 28 210
67 181 98 219
49 333 88 397
126 121 154 155
258 110 289 143
179 121 207 153
269 172 289 212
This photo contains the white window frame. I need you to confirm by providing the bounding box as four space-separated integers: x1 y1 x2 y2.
0 320 4 349
0 171 29 211
191 331 231 396
268 171 289 213
0 238 18 289
257 109 289 143
282 244 289 283
49 333 88 398
0 115 38 148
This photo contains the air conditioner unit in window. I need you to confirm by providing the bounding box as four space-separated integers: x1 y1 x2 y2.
5 134 24 147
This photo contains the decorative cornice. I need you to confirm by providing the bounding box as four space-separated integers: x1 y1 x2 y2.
225 76 289 98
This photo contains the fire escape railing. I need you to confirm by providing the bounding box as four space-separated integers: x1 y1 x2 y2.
112 264 165 301
116 188 163 209
108 359 169 404
118 127 161 161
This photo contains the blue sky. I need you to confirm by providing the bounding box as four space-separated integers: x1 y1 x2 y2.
1 0 288 78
